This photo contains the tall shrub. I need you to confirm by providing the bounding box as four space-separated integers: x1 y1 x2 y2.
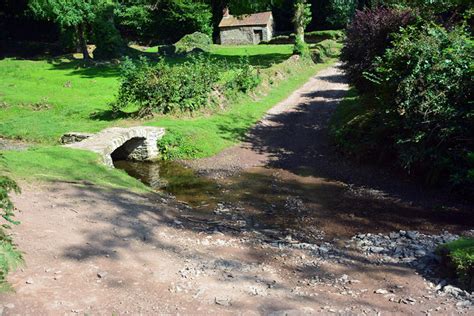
340 7 413 92
367 24 473 186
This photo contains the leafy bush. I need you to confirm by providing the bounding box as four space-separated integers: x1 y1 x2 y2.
93 4 125 60
114 55 221 115
341 7 413 92
0 172 23 292
226 57 261 94
158 132 201 160
367 24 473 187
174 32 212 55
437 238 474 290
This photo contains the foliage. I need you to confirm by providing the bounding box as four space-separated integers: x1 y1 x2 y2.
380 0 472 16
437 238 474 289
225 57 261 93
114 55 221 115
0 160 23 292
174 32 212 54
114 0 154 40
310 39 342 63
158 131 201 160
366 24 473 187
340 7 413 92
93 4 125 60
28 0 102 59
324 0 357 28
160 0 213 41
28 0 98 28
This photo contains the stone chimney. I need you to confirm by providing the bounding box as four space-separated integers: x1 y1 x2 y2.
223 7 230 18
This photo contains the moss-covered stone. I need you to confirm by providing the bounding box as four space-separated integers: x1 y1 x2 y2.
174 32 212 55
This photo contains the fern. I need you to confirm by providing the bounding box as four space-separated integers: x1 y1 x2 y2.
0 157 23 291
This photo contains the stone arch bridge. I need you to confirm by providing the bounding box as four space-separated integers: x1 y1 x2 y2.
62 127 165 167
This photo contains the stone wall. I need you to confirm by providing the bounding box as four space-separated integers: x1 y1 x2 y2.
220 23 273 45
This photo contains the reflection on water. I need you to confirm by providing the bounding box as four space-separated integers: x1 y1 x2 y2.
114 160 223 209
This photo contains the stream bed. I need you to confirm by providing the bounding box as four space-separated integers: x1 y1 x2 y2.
114 159 473 242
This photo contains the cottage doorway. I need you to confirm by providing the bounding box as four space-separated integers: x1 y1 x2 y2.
254 30 263 44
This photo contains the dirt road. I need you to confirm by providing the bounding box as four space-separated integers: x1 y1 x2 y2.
1 64 472 314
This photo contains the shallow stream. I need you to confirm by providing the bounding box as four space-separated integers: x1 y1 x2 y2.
113 159 472 242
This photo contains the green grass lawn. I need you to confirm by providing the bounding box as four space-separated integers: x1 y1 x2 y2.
1 44 335 188
0 45 294 143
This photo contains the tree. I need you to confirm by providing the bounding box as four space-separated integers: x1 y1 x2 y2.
293 0 311 43
293 0 311 54
28 0 100 60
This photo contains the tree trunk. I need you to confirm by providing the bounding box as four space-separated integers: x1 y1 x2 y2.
77 23 90 61
294 0 306 43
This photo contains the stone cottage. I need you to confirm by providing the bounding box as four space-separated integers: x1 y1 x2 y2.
219 9 274 45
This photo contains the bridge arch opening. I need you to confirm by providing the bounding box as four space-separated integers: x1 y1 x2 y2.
111 137 149 162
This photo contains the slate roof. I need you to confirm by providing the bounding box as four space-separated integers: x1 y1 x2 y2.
219 11 273 28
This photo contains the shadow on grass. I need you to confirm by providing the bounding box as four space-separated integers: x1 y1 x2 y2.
215 113 258 142
47 58 121 79
89 109 137 121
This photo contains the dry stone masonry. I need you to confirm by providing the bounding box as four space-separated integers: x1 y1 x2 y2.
63 127 165 167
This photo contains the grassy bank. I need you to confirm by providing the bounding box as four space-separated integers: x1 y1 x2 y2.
0 45 294 144
1 46 335 188
437 238 474 290
0 147 148 192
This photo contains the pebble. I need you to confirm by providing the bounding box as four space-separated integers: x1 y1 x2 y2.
375 289 389 294
456 300 471 307
215 297 232 306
